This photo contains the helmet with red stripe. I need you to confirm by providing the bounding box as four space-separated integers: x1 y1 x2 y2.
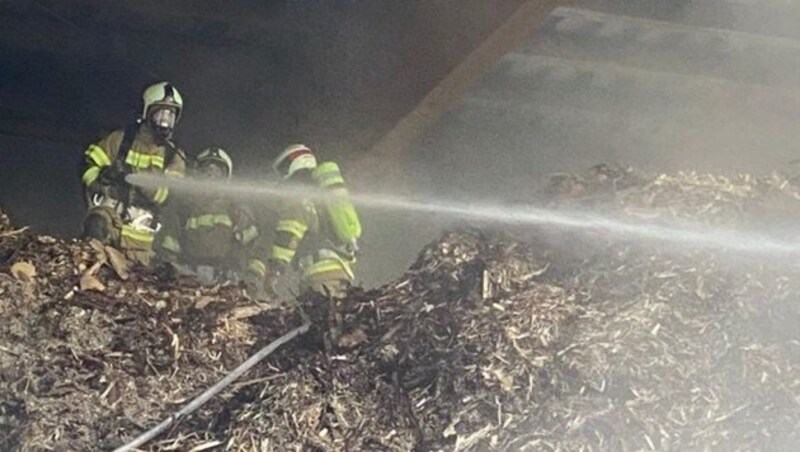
273 144 318 179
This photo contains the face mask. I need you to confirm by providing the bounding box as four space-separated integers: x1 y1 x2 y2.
151 107 177 130
198 162 226 179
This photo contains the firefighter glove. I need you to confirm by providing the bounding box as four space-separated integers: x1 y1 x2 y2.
98 165 127 186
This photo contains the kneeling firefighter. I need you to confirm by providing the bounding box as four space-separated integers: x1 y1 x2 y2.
79 82 187 266
158 147 269 299
267 144 362 299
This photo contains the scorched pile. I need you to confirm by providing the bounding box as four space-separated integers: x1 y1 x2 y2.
2 166 800 451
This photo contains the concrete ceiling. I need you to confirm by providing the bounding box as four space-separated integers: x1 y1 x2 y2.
408 0 800 198
0 0 530 156
355 0 800 285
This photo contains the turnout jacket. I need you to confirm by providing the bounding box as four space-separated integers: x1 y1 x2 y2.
81 123 186 209
160 193 268 278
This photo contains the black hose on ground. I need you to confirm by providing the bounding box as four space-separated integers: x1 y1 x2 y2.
113 321 311 452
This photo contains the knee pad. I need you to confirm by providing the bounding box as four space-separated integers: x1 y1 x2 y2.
82 213 110 242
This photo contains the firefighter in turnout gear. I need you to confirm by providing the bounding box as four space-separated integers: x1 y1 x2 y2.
80 82 187 266
267 144 362 299
158 147 269 299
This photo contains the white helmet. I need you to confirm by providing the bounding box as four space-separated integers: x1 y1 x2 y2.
273 144 318 179
196 147 233 178
142 82 183 121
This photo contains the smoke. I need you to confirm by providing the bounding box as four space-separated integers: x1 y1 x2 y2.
130 172 800 260
4 1 798 288
2 1 799 448
356 0 800 285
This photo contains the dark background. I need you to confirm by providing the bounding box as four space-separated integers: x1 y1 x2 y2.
0 0 527 236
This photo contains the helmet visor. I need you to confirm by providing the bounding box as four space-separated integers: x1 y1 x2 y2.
151 107 177 130
198 161 227 179
275 148 313 177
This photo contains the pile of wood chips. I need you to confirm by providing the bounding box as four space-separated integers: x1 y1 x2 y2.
2 166 800 451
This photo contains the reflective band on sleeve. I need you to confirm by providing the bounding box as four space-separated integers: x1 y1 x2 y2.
153 187 169 204
313 162 345 187
161 235 181 253
186 214 233 229
276 219 308 239
125 150 165 169
151 155 165 168
304 258 354 281
81 166 102 185
240 225 259 244
121 226 155 243
315 172 344 188
165 169 185 177
125 151 145 168
248 259 267 277
86 144 112 167
271 245 296 263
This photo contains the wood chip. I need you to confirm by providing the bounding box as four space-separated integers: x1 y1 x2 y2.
104 246 130 280
10 261 36 281
337 328 368 348
79 273 106 292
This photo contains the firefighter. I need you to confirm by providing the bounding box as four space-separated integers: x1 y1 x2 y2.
266 144 362 299
158 147 269 299
79 82 187 266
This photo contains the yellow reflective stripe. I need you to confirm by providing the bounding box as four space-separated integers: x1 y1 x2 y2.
125 150 165 169
315 169 344 187
276 219 308 239
150 155 165 168
305 261 342 275
216 215 234 226
240 225 259 244
305 258 354 280
124 151 145 168
186 214 233 229
248 259 267 277
165 169 185 177
82 166 101 185
153 187 169 204
313 162 345 187
271 245 296 263
161 235 181 253
86 144 111 167
121 226 155 243
317 174 344 187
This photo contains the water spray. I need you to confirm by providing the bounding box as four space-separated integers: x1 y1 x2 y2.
129 173 800 258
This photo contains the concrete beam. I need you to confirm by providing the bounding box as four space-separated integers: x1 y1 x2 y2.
500 52 800 104
356 0 561 184
549 6 800 50
569 0 800 40
525 7 800 89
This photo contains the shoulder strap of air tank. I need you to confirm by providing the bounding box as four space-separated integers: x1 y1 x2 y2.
117 119 141 172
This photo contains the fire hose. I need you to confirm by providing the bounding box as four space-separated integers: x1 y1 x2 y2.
113 321 310 452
